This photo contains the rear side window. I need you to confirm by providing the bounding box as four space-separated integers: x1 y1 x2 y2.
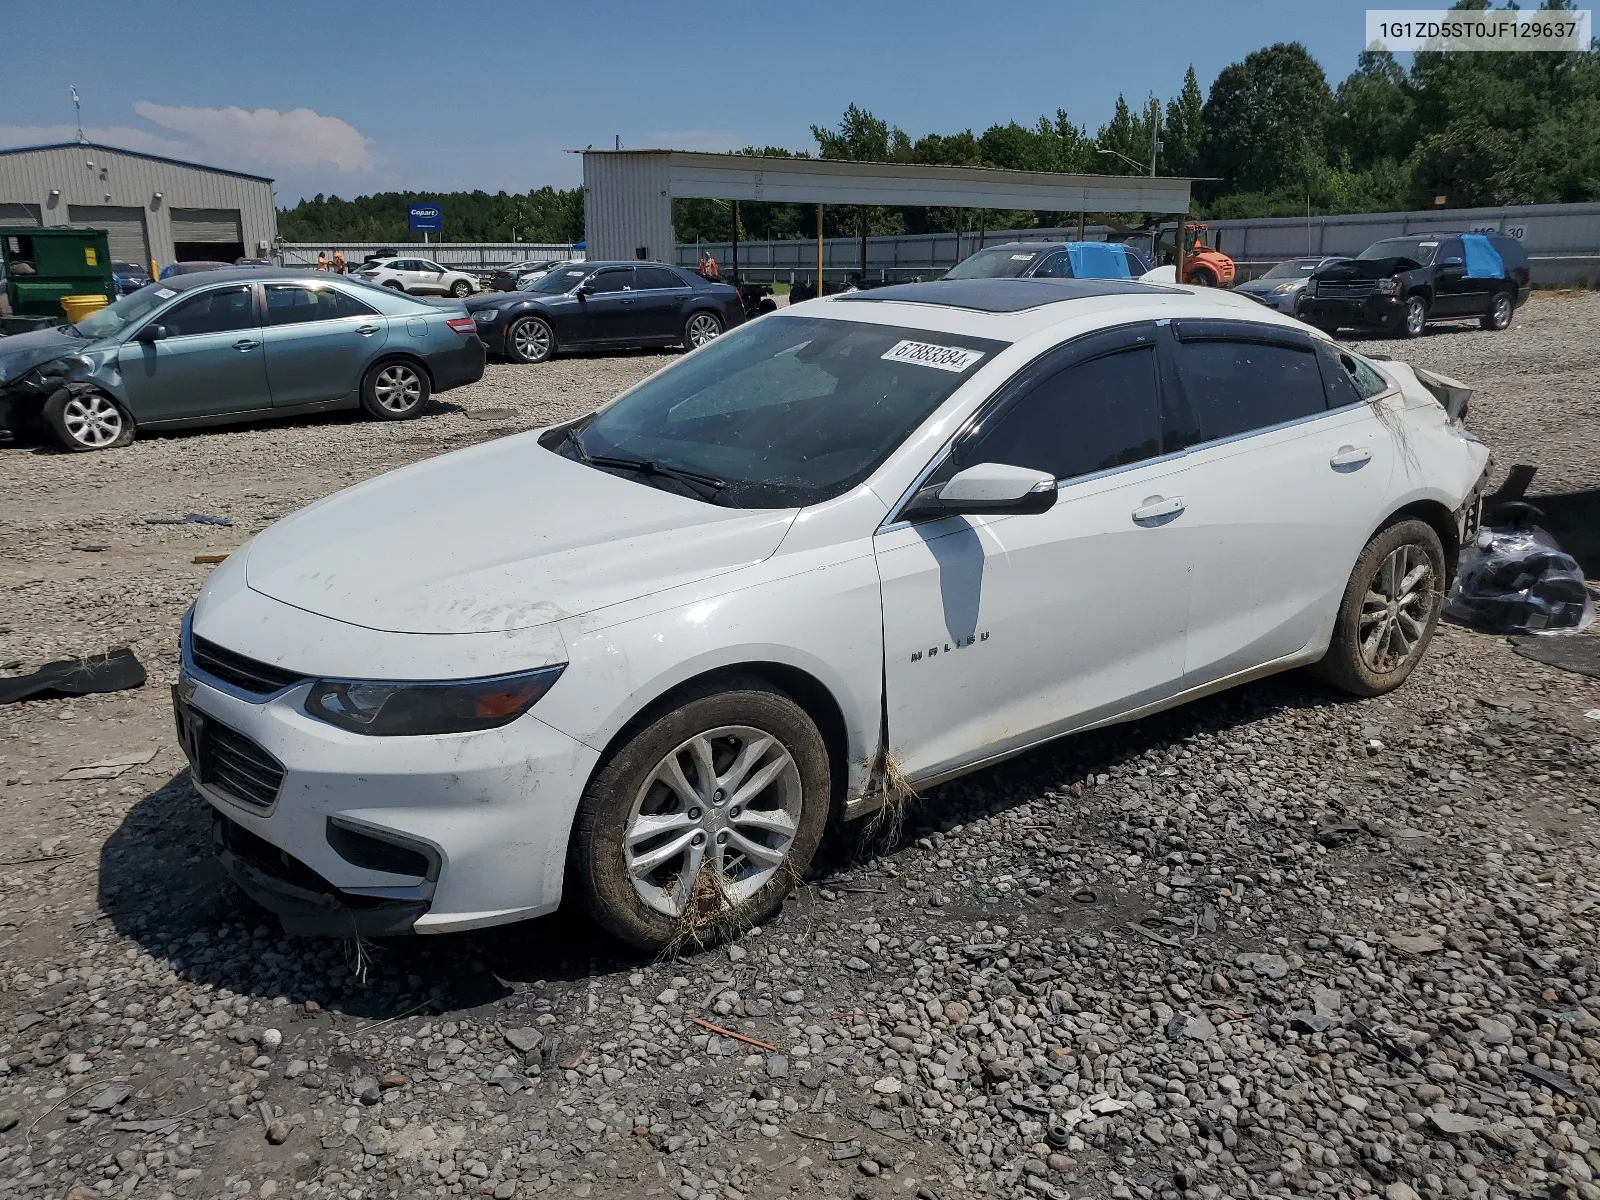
1174 339 1327 444
959 346 1163 482
636 266 686 290
266 284 377 325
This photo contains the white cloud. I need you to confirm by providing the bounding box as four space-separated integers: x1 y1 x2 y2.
0 123 192 158
132 102 374 171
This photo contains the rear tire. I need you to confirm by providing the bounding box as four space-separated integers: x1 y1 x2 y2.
1481 291 1513 331
1398 295 1428 338
1310 518 1445 697
383 281 404 291
505 315 555 364
683 311 723 349
359 359 430 420
43 388 134 452
571 680 830 952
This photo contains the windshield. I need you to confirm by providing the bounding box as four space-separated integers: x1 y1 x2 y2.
943 247 1043 279
71 284 179 339
566 315 1008 508
529 264 588 294
1262 258 1322 279
1358 238 1439 266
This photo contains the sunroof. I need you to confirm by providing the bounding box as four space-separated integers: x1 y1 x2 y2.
834 277 1172 313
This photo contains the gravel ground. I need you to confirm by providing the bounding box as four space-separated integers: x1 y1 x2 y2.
0 296 1597 1200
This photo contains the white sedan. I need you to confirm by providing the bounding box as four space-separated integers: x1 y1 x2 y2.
176 277 1491 949
356 256 477 297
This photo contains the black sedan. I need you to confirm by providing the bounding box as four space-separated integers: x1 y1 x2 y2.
465 262 745 363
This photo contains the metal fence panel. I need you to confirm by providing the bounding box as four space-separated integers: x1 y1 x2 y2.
279 242 579 271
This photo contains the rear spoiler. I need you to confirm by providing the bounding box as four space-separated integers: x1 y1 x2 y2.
1410 365 1473 422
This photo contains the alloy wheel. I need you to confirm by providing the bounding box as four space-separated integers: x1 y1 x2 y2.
1492 295 1512 328
686 313 721 348
1358 544 1435 674
372 364 423 413
624 725 802 918
1405 299 1426 336
512 318 551 361
62 393 123 448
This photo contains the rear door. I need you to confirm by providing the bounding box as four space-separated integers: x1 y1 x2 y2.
1166 321 1396 686
876 324 1193 783
262 283 386 407
116 283 270 422
632 265 693 339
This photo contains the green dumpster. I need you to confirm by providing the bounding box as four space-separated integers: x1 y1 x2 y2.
1 226 116 320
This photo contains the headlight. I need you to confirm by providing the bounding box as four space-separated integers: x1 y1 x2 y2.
1271 283 1295 295
304 666 565 736
472 308 498 322
1375 277 1401 296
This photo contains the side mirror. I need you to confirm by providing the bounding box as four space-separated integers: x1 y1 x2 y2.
135 323 168 343
1439 256 1465 277
902 462 1057 521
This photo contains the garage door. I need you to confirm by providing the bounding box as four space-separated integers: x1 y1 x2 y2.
171 208 242 244
0 203 41 225
68 205 150 264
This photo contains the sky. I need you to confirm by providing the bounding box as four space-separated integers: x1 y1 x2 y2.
4 0 1383 207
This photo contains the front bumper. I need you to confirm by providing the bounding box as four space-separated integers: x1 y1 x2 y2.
1238 289 1299 313
176 613 597 936
423 338 486 391
1299 295 1405 330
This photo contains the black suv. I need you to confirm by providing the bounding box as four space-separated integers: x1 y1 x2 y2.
1299 233 1530 338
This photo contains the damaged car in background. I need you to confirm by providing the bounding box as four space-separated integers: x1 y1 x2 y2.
175 276 1491 952
0 269 485 451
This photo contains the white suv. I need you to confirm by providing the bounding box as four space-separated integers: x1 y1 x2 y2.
357 257 477 297
176 277 1490 950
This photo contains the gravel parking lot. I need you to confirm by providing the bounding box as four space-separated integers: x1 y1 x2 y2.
0 294 1597 1200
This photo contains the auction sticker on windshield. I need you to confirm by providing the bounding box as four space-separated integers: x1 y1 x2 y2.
881 340 987 373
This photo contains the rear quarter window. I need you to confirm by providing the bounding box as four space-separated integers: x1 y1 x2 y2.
1490 236 1528 269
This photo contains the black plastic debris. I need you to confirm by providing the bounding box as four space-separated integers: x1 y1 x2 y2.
1444 504 1593 635
1509 632 1600 680
145 514 232 527
0 647 146 704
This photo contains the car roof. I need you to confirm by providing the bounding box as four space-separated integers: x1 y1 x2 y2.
835 277 1172 314
791 277 1312 344
153 268 384 290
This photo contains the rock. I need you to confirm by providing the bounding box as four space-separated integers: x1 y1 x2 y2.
257 1027 283 1052
285 1059 308 1079
766 1054 789 1079
267 1119 291 1144
1166 1012 1216 1041
1234 952 1290 979
1386 1185 1421 1200
1385 931 1446 954
1428 1111 1484 1135
505 1027 543 1054
873 1077 902 1094
780 989 805 1004
352 1076 382 1105
656 989 679 1005
845 957 870 971
85 1084 130 1112
1476 1016 1514 1044
0 1110 17 1132
943 1000 970 1024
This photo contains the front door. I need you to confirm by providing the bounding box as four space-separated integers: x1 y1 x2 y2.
876 325 1193 784
1431 236 1476 316
570 267 635 344
415 260 450 294
262 283 387 407
1166 324 1397 685
117 283 270 423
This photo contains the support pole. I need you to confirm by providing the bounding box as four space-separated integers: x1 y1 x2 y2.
816 204 824 296
1077 210 1085 242
859 206 868 280
1175 211 1188 283
731 200 739 283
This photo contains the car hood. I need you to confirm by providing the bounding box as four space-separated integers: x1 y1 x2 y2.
0 326 89 386
245 432 798 635
1316 257 1422 280
1235 277 1302 295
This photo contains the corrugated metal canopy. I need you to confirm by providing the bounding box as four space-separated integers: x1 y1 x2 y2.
583 149 1192 213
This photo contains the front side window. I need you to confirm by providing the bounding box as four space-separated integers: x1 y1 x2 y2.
1174 339 1327 445
530 265 589 294
159 285 257 337
956 346 1162 483
585 268 633 294
943 247 1042 279
1030 251 1074 279
566 315 1007 508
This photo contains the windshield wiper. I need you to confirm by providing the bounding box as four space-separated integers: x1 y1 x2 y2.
564 429 726 502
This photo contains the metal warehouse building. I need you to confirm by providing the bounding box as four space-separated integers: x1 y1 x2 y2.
0 142 276 269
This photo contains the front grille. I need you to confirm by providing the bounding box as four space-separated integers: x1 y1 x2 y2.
1315 280 1378 300
203 721 285 810
192 635 306 696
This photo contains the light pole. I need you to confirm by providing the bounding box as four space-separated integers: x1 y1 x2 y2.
1096 148 1149 175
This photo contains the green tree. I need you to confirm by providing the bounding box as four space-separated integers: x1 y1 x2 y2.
1197 42 1333 197
1329 51 1415 170
1162 67 1204 175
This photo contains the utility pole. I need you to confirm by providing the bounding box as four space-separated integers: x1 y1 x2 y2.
1148 99 1161 177
71 86 85 144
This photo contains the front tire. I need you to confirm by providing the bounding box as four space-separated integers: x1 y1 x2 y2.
1481 291 1513 331
1311 518 1445 697
505 315 555 364
450 280 472 298
571 680 830 952
359 359 430 420
1398 295 1428 338
43 388 134 452
683 311 723 349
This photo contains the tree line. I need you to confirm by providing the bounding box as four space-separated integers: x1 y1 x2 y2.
279 2 1598 246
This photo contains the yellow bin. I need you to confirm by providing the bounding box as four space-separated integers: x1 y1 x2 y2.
60 294 109 323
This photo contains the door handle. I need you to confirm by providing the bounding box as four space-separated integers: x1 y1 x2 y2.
1132 495 1186 523
232 339 260 351
357 325 380 336
1330 445 1372 469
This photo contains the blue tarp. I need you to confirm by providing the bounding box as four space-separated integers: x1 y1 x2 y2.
1460 233 1505 279
1067 242 1132 280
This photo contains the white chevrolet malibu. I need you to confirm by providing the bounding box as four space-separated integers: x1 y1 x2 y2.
176 277 1491 949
